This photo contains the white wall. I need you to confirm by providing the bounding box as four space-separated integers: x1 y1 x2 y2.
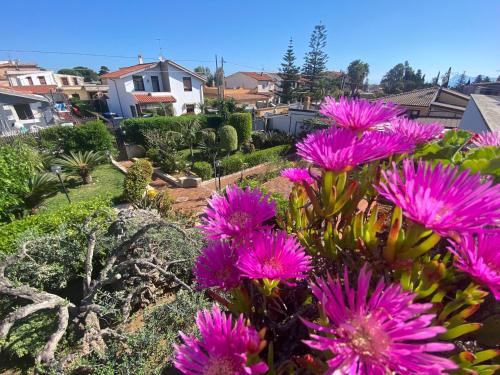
167 61 203 115
8 71 56 86
268 111 318 135
54 74 85 87
459 100 488 132
107 78 136 118
225 72 258 89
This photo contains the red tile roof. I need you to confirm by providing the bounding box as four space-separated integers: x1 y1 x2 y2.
9 85 58 94
240 72 274 81
133 93 176 103
102 63 157 78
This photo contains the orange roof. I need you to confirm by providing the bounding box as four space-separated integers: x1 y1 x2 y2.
102 63 157 78
133 93 176 103
240 72 274 81
204 87 269 102
9 85 58 94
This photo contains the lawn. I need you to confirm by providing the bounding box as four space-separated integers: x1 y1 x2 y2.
40 164 125 212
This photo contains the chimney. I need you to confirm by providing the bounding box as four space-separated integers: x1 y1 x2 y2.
138 54 143 64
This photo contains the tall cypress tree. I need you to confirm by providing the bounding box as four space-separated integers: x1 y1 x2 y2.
302 23 328 94
279 38 300 104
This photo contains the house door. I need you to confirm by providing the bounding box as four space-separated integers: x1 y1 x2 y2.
130 105 137 117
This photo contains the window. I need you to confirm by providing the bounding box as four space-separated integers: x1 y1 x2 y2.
185 104 195 114
151 76 160 92
61 77 69 85
130 105 137 117
14 104 34 120
38 76 47 85
132 75 145 91
183 77 192 91
72 77 79 85
26 77 33 85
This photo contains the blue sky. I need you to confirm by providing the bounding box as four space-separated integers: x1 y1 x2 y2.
1 0 499 83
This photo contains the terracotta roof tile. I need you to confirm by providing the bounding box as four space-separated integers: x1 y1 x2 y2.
9 85 58 94
102 63 157 78
240 72 274 81
133 93 176 103
380 87 439 107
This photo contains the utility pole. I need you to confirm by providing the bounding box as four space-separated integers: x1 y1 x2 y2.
215 54 220 99
220 56 225 99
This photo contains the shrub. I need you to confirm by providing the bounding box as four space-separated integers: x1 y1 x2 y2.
121 115 208 145
220 155 244 175
38 120 115 154
241 141 255 154
229 113 252 146
192 161 213 180
0 197 112 254
160 152 188 174
123 159 153 203
242 145 290 167
219 125 238 154
54 150 105 184
251 130 294 149
205 115 224 130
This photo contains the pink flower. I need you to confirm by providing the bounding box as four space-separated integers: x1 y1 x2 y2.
237 230 312 281
319 96 404 131
303 265 456 374
281 167 316 184
388 118 444 146
193 241 241 290
376 159 500 236
296 127 413 172
199 185 276 241
174 305 267 374
449 232 500 299
472 131 500 147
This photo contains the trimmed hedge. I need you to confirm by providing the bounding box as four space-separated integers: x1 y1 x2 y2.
123 159 153 203
220 145 290 176
219 125 238 153
229 113 252 146
121 114 223 145
39 120 115 153
192 161 213 180
0 198 112 254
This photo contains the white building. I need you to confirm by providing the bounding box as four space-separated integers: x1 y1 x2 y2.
6 69 84 88
459 94 500 133
102 58 207 118
225 72 277 93
0 87 55 135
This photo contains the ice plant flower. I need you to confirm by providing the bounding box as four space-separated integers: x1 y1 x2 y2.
237 230 312 282
472 131 500 147
303 265 456 374
376 159 500 236
449 232 500 299
388 117 444 146
174 305 267 374
296 127 413 172
193 241 241 290
281 167 316 184
199 185 276 241
319 96 403 131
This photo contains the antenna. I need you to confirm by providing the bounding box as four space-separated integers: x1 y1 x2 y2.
156 38 166 60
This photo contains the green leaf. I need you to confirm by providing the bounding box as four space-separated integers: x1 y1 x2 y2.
440 323 482 340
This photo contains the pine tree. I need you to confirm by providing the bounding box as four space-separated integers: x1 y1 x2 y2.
302 23 328 94
455 71 467 92
432 71 440 86
441 67 451 88
473 74 483 84
279 38 300 103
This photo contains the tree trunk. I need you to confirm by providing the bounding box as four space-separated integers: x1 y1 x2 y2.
83 173 93 184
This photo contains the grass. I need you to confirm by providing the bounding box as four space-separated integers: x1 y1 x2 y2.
40 164 125 212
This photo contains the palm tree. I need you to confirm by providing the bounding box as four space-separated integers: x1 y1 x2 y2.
180 118 201 160
23 173 59 212
55 151 104 184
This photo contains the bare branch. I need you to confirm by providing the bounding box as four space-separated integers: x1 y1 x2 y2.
36 304 69 364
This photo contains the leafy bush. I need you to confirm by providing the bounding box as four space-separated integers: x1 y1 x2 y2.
54 150 105 184
221 155 244 175
241 141 255 154
123 159 153 203
192 161 213 180
0 197 112 254
121 115 208 145
0 142 42 221
38 120 115 154
205 114 224 130
242 144 290 168
160 152 188 174
219 125 238 153
251 130 295 149
229 112 252 146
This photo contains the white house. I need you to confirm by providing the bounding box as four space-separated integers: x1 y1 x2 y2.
225 72 277 93
7 69 56 86
459 94 500 133
102 58 207 118
0 87 55 135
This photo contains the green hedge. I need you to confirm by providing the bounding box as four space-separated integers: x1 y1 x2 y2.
220 145 290 176
219 125 238 153
123 159 153 203
192 161 213 180
229 113 252 146
39 120 115 154
0 198 112 254
121 114 223 145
